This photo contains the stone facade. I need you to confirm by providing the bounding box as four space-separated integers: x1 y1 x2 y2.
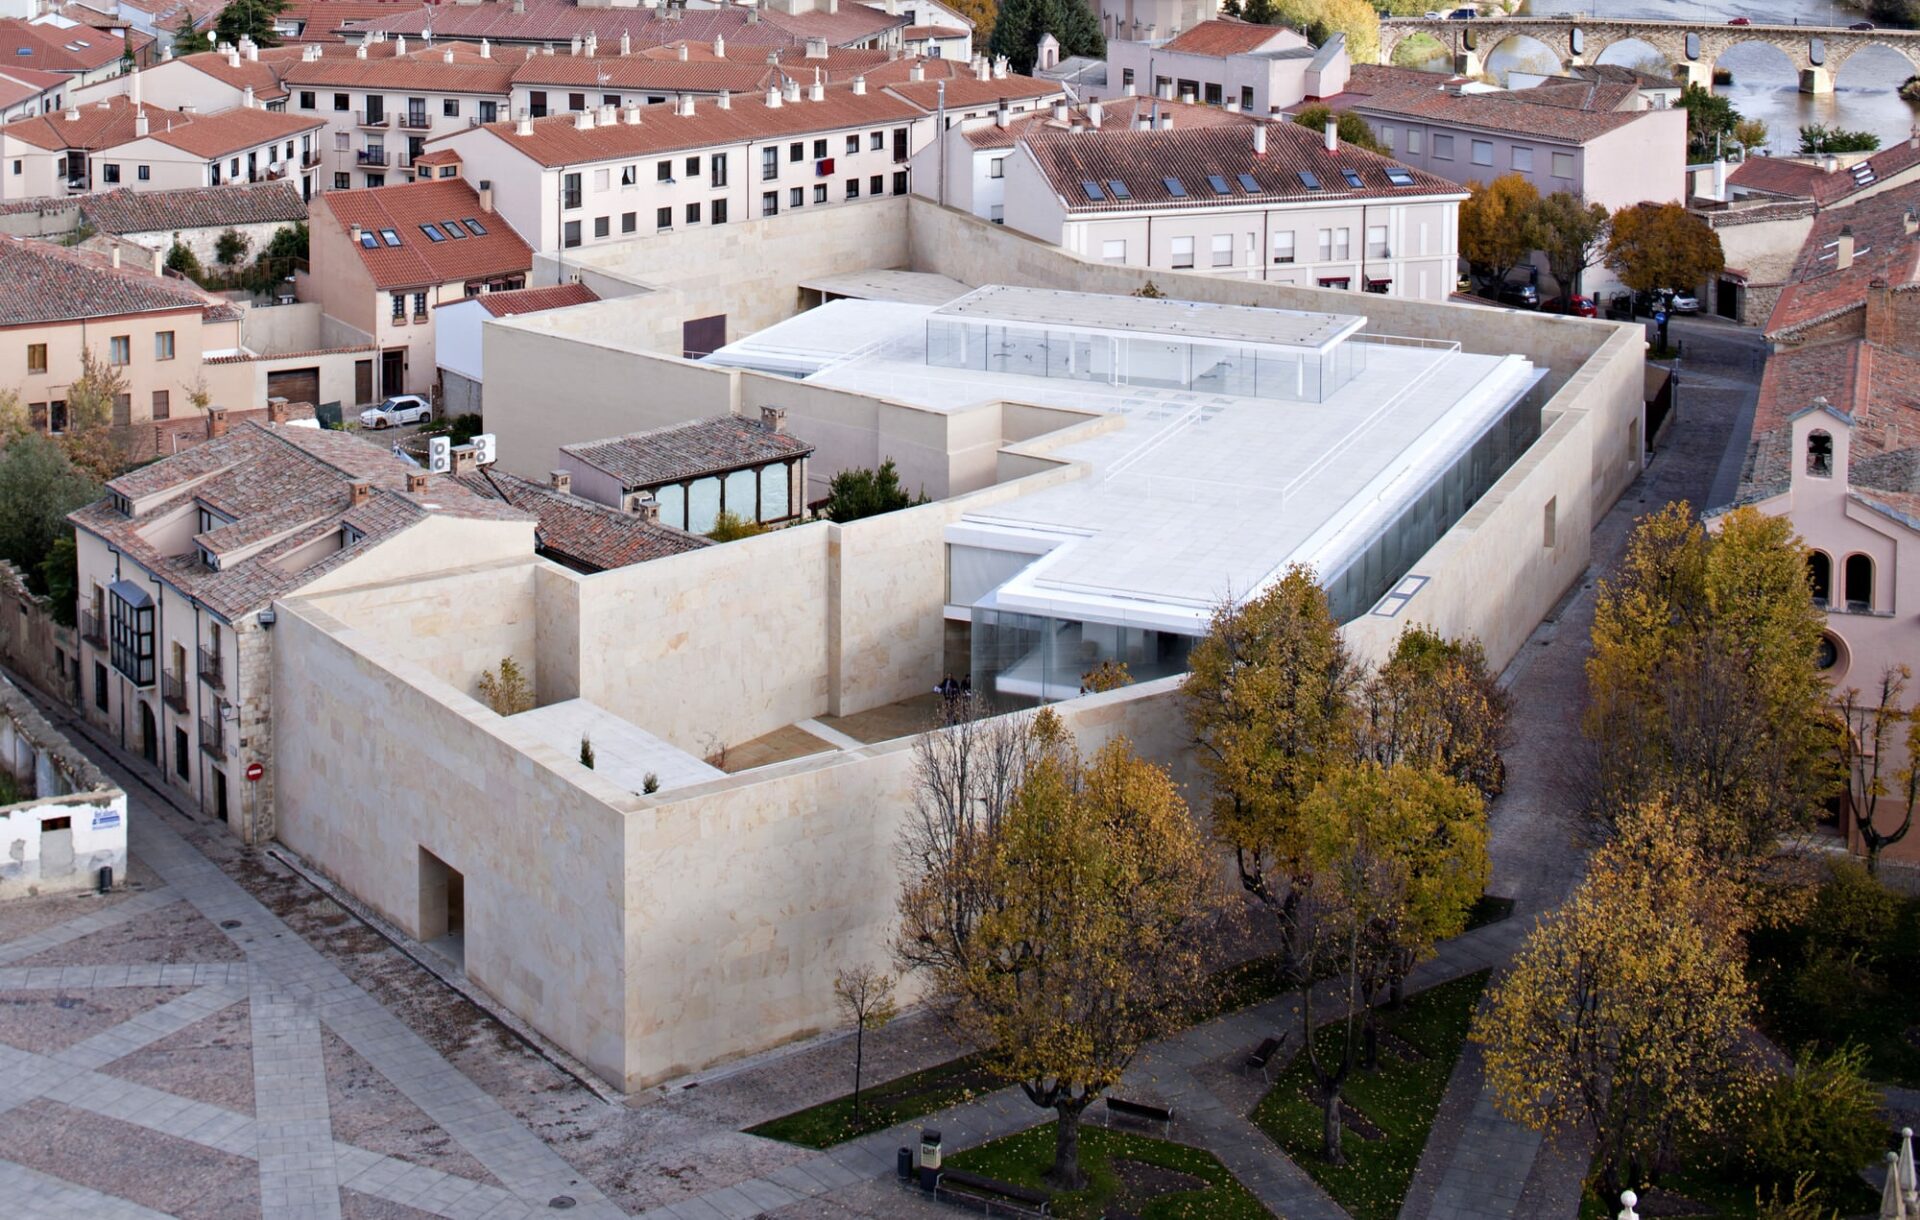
0 562 80 707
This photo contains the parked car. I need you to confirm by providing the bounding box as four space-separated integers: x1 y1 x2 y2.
1727 16 1751 24
1497 282 1540 309
358 395 434 429
1545 295 1597 317
1663 290 1701 314
1849 20 1875 29
1447 6 1478 18
1424 10 1443 17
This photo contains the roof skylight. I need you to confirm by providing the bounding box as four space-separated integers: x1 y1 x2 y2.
1206 174 1230 195
1236 173 1260 193
442 219 468 238
462 217 487 234
1341 169 1365 189
358 230 377 249
420 223 445 242
1384 167 1415 186
378 228 401 247
1081 180 1105 200
1297 170 1321 190
1163 176 1186 197
1107 179 1131 199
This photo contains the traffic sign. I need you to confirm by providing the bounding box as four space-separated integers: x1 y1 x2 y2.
245 762 264 782
1654 311 1668 324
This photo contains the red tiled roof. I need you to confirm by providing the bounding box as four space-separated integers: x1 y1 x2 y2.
962 95 1258 150
1766 183 1920 338
883 71 1063 111
1511 80 1638 113
0 17 152 73
1338 78 1649 144
80 180 307 233
0 234 230 326
472 282 598 317
0 96 175 151
453 470 708 572
1736 336 1920 511
1730 142 1920 206
1159 19 1295 58
146 106 325 158
281 54 517 94
561 416 813 489
318 178 531 292
276 0 421 42
410 147 459 166
902 25 969 40
457 83 924 168
1021 122 1465 214
359 0 889 51
508 53 777 95
166 47 303 99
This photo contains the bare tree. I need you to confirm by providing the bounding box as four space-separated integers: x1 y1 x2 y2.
1836 666 1920 875
833 964 897 1121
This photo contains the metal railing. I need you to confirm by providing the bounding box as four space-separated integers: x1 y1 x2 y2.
356 109 389 128
398 113 432 130
199 716 225 758
79 611 105 647
198 645 224 691
356 149 390 167
161 671 188 712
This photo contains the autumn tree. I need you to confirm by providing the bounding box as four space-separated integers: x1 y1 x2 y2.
1186 567 1359 982
1263 0 1380 66
1585 504 1835 866
988 0 1102 76
930 734 1218 1188
1676 83 1740 161
1733 117 1771 156
1459 174 1542 297
1603 201 1724 297
1531 191 1610 299
1834 666 1919 875
1079 658 1132 693
1473 805 1755 1199
946 0 997 38
1290 104 1386 155
832 964 897 1121
1359 626 1510 801
1295 761 1488 1163
61 347 131 482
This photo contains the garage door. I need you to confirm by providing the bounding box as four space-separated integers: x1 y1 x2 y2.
267 367 320 407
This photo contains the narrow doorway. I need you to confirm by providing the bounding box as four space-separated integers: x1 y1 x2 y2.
139 703 157 765
418 847 466 967
380 348 406 398
213 768 228 822
355 358 374 405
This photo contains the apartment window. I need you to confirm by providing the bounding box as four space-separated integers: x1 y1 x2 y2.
299 90 315 108
563 219 581 248
712 198 727 224
392 292 406 321
563 172 581 208
569 92 586 112
1552 151 1576 178
1101 239 1126 264
1272 230 1295 264
175 727 188 779
620 164 637 187
990 157 1005 179
107 583 154 687
1432 134 1453 160
529 91 548 117
710 153 727 187
108 335 130 366
656 206 671 230
1407 129 1422 154
893 171 907 195
813 183 827 204
155 331 175 360
812 138 828 159
789 141 804 162
1211 233 1233 267
604 94 619 108
94 662 107 711
762 146 779 179
762 191 778 216
870 174 883 195
443 98 459 117
685 156 698 177
1378 124 1395 151
1204 82 1222 106
479 101 497 123
27 342 46 374
593 215 609 238
659 159 673 182
1511 145 1533 172
1318 228 1350 260
10 160 18 175
1470 139 1493 167
594 168 610 190
846 177 860 198
151 389 170 420
1367 225 1389 258
846 134 859 155
137 165 149 181
333 92 349 111
102 162 122 185
686 200 701 224
335 172 350 189
788 186 804 208
1122 68 1135 87
411 291 426 318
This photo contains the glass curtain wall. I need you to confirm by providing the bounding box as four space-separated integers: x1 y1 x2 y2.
970 606 1196 707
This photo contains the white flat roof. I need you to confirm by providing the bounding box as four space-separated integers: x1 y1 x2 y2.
932 285 1367 354
509 698 724 794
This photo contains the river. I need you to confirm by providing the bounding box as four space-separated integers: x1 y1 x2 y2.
1400 0 1920 154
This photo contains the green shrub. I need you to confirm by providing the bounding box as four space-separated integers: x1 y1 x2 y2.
1787 945 1885 1027
1805 859 1898 949
1728 1045 1886 1196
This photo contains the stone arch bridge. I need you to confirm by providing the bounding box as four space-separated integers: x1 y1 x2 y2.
1378 16 1920 93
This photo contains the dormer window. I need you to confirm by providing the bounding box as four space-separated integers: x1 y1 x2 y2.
342 524 364 546
198 545 220 571
109 492 132 515
1806 429 1832 478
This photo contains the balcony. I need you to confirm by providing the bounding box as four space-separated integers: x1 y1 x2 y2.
80 611 106 648
199 715 225 759
356 149 390 167
356 109 389 128
161 671 188 713
301 150 322 169
198 645 225 691
398 113 431 130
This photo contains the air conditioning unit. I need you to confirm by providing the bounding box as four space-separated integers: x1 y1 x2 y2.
428 436 451 473
472 433 497 465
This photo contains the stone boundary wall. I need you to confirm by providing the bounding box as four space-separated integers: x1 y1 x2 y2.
1 673 126 901
0 561 78 705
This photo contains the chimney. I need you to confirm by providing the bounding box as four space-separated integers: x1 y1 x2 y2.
65 105 80 121
783 78 801 103
809 70 824 102
151 248 162 275
1156 110 1170 130
245 37 258 61
584 31 597 56
111 246 121 268
600 101 617 125
631 495 661 522
627 100 646 120
993 55 1008 79
549 470 572 495
406 471 430 494
678 41 688 61
976 57 990 82
1324 118 1338 151
1866 276 1895 345
570 34 582 56
227 47 240 67
450 446 478 475
1088 101 1101 129
242 84 254 109
714 33 724 58
394 34 405 55
574 108 596 129
514 109 533 135
356 40 367 59
759 404 787 433
1905 208 1918 236
1225 98 1240 113
206 407 229 438
1823 153 1838 173
349 224 362 245
909 62 924 82
134 108 148 137
766 85 782 108
1051 100 1067 123
130 65 140 107
1136 112 1151 131
1253 122 1266 156
267 397 290 423
806 35 827 59
679 94 696 116
1836 224 1855 270
478 179 493 211
620 31 630 55
1711 155 1727 202
349 480 371 506
995 97 1009 127
852 74 866 95
828 0 836 11
481 38 490 58
443 48 454 63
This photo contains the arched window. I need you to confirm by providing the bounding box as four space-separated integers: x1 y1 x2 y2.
1807 552 1831 608
1807 430 1833 478
1844 553 1873 612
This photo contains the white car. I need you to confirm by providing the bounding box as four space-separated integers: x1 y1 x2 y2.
1664 291 1701 315
358 395 433 429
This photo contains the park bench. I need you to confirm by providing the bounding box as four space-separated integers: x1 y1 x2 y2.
934 1168 1053 1216
1244 1033 1289 1083
1105 1096 1175 1135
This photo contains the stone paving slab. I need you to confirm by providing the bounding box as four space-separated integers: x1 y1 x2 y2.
51 981 248 1072
0 961 251 990
0 1157 180 1220
0 889 180 966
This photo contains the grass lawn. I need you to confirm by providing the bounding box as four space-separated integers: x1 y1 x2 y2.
947 1122 1269 1220
744 1053 1004 1149
1251 971 1491 1220
1575 1166 1879 1219
1463 894 1515 931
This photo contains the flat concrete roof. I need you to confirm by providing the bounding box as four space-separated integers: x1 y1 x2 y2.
931 284 1367 353
509 698 723 794
800 269 975 306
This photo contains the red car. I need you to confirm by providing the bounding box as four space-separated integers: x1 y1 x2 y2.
1546 295 1597 317
1727 16 1751 24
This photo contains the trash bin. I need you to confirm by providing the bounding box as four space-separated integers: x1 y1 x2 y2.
897 1147 913 1181
96 866 112 894
918 1129 942 1191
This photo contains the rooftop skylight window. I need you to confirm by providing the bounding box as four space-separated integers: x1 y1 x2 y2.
441 219 467 238
358 230 377 248
379 228 401 247
421 223 445 242
462 216 487 234
1206 174 1230 195
1107 179 1131 199
1296 170 1320 190
1341 169 1365 189
1384 167 1415 186
1163 176 1186 197
1236 172 1260 193
1081 179 1105 200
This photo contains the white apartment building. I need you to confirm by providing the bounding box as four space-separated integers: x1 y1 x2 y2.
1087 19 1349 116
433 80 935 254
997 119 1467 299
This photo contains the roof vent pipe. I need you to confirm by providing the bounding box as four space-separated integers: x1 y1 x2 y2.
619 30 630 54
134 108 148 137
909 62 923 82
766 85 782 108
715 90 729 110
1324 118 1337 150
678 41 688 60
515 109 533 135
783 78 801 102
714 33 724 58
810 69 824 102
1088 101 1102 129
356 41 367 58
852 74 866 94
1253 122 1266 155
243 85 253 108
394 34 405 55
443 47 454 63
480 38 490 57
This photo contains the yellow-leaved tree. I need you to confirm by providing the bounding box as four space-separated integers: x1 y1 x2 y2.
913 727 1220 1189
1185 566 1360 984
1359 625 1511 802
1473 803 1755 1200
1459 173 1542 297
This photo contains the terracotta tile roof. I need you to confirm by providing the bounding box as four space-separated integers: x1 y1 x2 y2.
471 281 598 317
758 4 909 47
318 177 531 292
360 1 867 51
561 416 813 489
1568 63 1678 90
883 71 1063 111
410 147 459 167
275 0 421 42
1159 19 1296 58
1332 70 1648 144
0 17 152 73
902 25 969 40
1512 80 1638 113
457 83 924 168
1766 183 1920 338
0 64 69 108
145 106 325 158
1730 142 1920 206
1734 337 1920 512
80 180 307 233
508 53 777 95
72 422 532 619
1021 122 1465 214
166 47 302 99
281 53 518 94
0 96 175 151
453 470 708 572
0 235 229 326
963 95 1259 148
